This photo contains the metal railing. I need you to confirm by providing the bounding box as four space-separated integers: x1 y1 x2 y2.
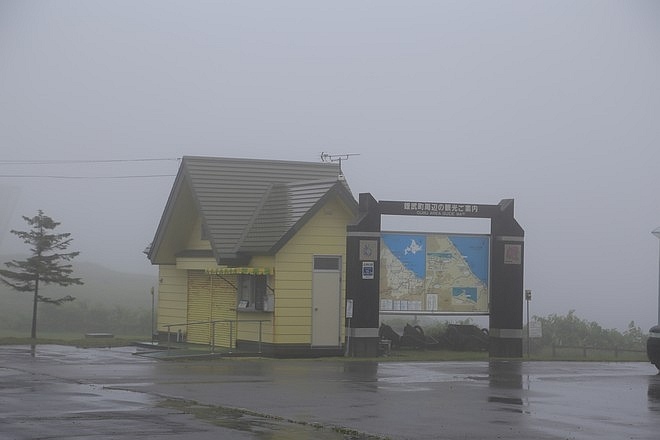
163 319 270 354
550 344 646 359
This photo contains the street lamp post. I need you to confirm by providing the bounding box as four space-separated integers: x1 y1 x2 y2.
648 228 660 371
653 227 660 324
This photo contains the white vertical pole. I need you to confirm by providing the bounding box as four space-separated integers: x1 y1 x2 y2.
657 237 660 324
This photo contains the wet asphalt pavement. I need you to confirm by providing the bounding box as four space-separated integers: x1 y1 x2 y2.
0 345 659 439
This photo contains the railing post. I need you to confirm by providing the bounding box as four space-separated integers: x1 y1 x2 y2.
211 321 216 353
229 321 233 354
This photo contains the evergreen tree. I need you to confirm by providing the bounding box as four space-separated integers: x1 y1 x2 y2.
0 210 83 338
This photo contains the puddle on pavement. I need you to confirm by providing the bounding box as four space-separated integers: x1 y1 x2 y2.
63 383 155 410
159 398 387 440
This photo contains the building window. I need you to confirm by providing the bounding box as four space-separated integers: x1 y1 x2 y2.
237 274 268 311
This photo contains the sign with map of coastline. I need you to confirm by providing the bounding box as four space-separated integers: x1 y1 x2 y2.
379 233 490 314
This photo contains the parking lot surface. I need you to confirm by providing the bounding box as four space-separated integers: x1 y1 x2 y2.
1 345 659 439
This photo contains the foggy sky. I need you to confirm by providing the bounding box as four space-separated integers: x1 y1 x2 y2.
1 1 659 331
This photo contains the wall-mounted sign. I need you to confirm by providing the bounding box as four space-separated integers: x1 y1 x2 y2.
346 299 354 319
359 240 378 261
379 232 490 314
362 261 374 280
379 200 500 219
504 244 522 265
529 320 542 338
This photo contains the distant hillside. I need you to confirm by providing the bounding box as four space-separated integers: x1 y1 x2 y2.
0 255 158 318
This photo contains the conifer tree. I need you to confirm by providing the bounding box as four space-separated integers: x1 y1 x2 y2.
0 210 83 338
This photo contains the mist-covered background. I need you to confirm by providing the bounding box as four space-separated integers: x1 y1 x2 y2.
1 1 659 332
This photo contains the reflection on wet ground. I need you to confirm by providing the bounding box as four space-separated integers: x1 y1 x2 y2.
648 373 660 412
1 345 659 439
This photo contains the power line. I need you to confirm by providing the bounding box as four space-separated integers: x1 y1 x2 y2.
0 158 180 165
0 157 179 179
0 174 176 179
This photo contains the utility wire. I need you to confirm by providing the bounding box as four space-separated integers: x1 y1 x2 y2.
0 174 176 179
0 158 180 165
0 157 179 178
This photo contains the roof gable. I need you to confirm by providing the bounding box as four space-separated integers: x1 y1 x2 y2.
239 179 357 254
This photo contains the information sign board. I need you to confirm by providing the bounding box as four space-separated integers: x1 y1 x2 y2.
379 232 490 314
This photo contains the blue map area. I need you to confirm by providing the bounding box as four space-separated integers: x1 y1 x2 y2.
448 235 489 285
381 234 426 279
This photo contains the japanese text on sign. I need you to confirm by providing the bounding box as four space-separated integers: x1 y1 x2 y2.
403 202 480 216
378 200 499 219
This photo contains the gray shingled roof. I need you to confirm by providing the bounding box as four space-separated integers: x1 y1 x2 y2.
149 156 357 265
239 179 355 254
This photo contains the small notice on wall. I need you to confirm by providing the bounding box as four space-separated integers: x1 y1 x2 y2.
346 299 353 319
504 244 522 265
529 320 542 338
362 261 374 279
359 240 378 261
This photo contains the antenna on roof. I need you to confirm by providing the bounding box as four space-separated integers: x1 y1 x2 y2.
320 152 359 179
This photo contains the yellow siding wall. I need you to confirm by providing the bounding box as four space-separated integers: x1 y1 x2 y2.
157 265 187 333
157 195 353 348
186 215 212 251
273 196 353 344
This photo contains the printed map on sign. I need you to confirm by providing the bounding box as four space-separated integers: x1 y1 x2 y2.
380 233 489 313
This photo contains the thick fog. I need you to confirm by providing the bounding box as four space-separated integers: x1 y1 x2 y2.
1 1 659 331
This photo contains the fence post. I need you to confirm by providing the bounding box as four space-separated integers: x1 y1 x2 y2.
166 325 171 351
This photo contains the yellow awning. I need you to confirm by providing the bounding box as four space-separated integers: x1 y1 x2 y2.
205 267 274 276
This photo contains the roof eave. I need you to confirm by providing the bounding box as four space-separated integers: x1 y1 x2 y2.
147 161 186 264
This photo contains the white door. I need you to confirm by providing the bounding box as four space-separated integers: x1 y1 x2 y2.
312 256 342 347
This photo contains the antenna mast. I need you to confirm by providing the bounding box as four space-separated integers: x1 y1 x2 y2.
320 152 359 177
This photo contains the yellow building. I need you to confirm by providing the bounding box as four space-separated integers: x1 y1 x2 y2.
147 156 357 356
